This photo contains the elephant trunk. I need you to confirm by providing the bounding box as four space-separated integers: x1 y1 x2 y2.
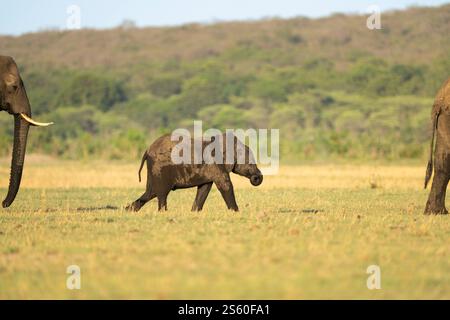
2 115 30 208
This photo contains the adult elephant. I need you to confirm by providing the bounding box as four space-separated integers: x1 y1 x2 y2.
424 77 450 214
0 55 53 208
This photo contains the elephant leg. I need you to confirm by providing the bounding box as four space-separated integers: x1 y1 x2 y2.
125 173 156 212
214 174 239 211
425 154 450 214
157 190 170 211
126 191 156 212
192 182 213 211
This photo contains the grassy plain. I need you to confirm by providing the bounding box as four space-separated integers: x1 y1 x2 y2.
0 157 449 299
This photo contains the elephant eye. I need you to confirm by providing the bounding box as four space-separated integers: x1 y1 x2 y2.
7 84 18 93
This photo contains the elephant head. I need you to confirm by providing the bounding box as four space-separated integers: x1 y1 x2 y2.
0 55 53 208
222 133 263 186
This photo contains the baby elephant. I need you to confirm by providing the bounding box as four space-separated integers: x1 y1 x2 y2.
126 132 263 212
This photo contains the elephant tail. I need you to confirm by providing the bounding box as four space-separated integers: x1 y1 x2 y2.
138 151 148 183
425 111 439 189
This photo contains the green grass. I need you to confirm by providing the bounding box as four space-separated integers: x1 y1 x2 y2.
0 163 449 299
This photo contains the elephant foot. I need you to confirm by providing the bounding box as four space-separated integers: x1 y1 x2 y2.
424 203 448 215
424 210 449 215
125 202 142 212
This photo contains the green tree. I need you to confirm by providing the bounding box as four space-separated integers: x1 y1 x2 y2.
57 73 127 111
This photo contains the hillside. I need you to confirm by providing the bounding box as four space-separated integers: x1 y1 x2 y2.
0 4 449 69
0 4 449 161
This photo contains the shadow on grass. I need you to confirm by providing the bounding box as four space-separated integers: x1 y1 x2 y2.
76 205 119 212
301 208 324 214
277 208 324 214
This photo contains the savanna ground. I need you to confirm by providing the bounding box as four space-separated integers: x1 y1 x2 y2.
0 156 449 299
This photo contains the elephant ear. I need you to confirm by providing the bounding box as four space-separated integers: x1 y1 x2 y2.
221 132 236 173
4 57 20 84
4 73 19 89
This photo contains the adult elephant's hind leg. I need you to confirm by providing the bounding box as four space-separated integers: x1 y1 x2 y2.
192 182 213 211
425 153 450 214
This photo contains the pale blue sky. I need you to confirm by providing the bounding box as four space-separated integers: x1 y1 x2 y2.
0 0 448 35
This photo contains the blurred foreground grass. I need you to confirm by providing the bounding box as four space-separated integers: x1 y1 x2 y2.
0 158 449 299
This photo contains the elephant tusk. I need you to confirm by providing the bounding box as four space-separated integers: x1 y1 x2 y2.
20 113 54 127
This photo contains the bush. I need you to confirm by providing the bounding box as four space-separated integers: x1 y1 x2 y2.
56 73 127 112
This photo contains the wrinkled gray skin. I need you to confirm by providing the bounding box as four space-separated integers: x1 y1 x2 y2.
424 77 450 214
126 133 263 212
0 56 32 208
